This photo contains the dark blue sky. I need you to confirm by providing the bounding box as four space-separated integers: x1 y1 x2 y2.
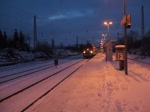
0 0 150 46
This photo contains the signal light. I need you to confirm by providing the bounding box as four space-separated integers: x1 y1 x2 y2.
126 23 131 28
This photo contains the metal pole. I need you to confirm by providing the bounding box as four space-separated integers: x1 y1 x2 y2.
141 5 145 58
107 24 110 41
34 15 37 51
123 0 128 75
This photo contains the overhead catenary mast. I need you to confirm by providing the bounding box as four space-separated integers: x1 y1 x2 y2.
141 5 145 58
34 15 37 51
141 5 145 37
76 36 78 48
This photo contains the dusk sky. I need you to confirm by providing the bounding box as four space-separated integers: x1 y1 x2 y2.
0 0 150 46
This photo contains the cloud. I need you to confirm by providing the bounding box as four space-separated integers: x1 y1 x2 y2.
48 10 93 20
48 14 66 20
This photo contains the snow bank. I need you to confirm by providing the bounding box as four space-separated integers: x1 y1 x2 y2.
0 49 80 66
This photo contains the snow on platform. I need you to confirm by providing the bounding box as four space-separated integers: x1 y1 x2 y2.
27 53 150 112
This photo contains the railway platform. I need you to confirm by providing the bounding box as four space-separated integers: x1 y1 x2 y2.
26 53 150 112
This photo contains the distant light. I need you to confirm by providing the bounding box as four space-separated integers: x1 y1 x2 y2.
104 22 107 25
102 34 107 36
104 21 112 25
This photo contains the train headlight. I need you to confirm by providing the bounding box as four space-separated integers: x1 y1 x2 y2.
90 51 93 53
83 51 86 54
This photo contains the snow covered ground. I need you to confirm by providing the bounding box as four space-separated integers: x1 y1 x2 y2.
0 49 79 66
25 53 150 112
0 53 150 112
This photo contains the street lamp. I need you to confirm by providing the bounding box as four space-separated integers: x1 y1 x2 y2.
104 21 112 41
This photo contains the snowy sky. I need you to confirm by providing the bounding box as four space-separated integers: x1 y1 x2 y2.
0 0 150 46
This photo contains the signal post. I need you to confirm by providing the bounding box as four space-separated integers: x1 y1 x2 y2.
121 0 131 75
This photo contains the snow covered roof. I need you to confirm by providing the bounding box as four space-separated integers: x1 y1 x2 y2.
115 45 125 48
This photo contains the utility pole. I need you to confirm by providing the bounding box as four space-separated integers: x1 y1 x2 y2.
117 32 120 44
123 0 128 75
141 5 145 58
141 5 145 38
34 15 37 51
76 36 78 48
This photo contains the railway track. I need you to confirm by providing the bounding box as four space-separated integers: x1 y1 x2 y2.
0 59 73 84
0 60 49 72
0 55 83 72
128 58 150 65
0 58 89 112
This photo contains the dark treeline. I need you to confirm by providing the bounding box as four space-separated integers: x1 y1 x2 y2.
0 29 81 54
1 29 150 55
117 30 150 56
0 29 54 54
0 29 30 51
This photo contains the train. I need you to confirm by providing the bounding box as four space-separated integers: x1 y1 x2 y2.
82 42 98 58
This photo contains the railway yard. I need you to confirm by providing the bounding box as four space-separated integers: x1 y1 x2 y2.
0 53 150 112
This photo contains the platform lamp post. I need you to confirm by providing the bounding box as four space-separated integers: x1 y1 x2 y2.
104 21 112 41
